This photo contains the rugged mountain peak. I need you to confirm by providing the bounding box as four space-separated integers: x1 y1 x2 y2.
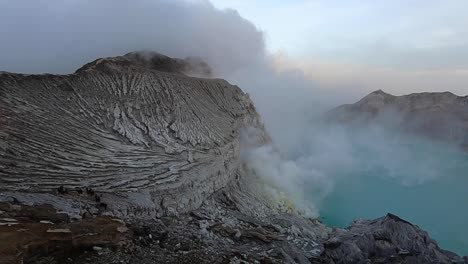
356 90 465 108
76 51 212 77
367 89 390 96
354 89 395 109
329 90 468 148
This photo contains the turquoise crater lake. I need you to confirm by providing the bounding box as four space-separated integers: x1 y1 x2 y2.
315 132 468 256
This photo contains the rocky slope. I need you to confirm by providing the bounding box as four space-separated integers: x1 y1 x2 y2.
0 51 272 217
329 89 468 148
0 53 466 263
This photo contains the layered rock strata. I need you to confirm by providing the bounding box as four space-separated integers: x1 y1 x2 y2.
0 52 269 219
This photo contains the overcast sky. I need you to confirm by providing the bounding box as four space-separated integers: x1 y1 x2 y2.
211 0 468 68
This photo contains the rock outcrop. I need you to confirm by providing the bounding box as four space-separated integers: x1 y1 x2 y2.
0 54 466 263
0 202 132 264
0 51 270 219
318 213 467 264
329 90 468 148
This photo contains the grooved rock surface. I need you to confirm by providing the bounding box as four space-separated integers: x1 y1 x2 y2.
329 90 468 147
0 52 268 217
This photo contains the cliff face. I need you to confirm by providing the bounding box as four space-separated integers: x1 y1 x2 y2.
0 52 269 218
329 89 468 147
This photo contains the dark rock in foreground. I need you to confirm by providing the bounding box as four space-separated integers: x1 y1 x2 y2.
24 202 467 264
317 213 467 264
0 202 131 264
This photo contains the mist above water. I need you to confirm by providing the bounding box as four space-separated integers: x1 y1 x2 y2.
244 116 468 256
318 128 468 256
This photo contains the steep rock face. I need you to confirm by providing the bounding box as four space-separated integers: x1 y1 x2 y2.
329 90 468 147
0 52 268 218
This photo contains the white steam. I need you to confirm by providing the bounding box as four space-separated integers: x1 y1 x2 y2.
241 129 332 217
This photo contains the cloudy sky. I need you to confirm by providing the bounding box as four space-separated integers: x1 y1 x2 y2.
0 0 467 96
211 0 468 68
211 0 468 95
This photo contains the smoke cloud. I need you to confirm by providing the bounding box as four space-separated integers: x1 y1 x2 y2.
0 0 264 75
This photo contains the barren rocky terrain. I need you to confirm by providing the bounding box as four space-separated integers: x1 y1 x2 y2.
0 53 466 263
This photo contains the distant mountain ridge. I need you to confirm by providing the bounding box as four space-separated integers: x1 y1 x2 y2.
333 89 467 115
329 89 468 148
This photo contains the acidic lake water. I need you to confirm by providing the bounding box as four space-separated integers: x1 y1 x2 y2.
316 132 468 256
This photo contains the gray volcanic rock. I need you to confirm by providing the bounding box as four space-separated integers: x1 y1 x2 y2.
0 52 269 219
77 51 212 77
317 213 467 264
329 90 468 148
